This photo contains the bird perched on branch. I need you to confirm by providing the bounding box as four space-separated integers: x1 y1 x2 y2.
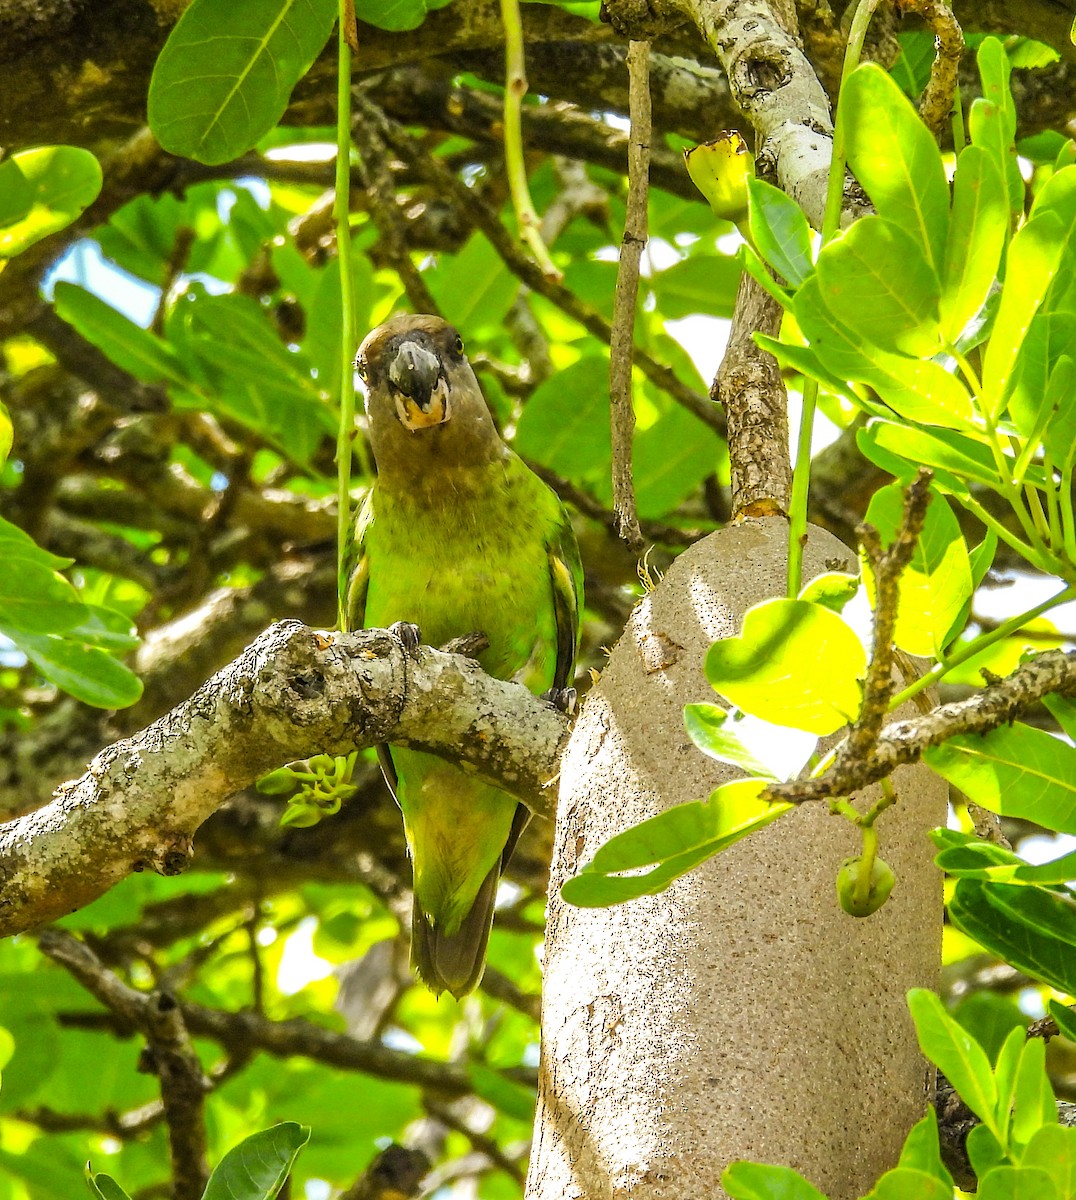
346 314 582 998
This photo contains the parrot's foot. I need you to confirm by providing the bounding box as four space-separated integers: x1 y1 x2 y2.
441 631 490 658
390 621 422 656
542 686 578 716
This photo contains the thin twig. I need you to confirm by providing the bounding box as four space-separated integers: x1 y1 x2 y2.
608 40 650 553
150 227 195 336
844 467 933 762
424 1100 527 1185
526 459 700 547
900 0 965 142
764 646 1076 807
354 96 726 438
499 0 562 281
353 118 442 317
38 929 211 1200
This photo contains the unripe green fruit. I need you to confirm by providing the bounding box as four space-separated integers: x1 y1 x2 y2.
836 855 896 917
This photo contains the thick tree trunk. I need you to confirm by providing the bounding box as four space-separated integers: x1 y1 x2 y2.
527 520 945 1200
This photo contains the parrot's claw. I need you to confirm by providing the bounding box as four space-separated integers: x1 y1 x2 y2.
442 631 490 658
390 621 423 657
542 686 578 716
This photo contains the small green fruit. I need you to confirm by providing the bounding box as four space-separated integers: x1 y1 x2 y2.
836 855 896 917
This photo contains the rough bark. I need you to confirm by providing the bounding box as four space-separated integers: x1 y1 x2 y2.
0 622 569 937
527 520 946 1200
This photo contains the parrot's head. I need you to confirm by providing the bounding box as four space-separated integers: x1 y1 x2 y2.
356 314 505 481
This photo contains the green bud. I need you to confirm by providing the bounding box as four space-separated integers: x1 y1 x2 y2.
256 766 298 795
836 855 896 917
279 802 324 829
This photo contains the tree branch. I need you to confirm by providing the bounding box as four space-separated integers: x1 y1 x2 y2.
764 648 1076 806
0 623 569 937
39 928 211 1199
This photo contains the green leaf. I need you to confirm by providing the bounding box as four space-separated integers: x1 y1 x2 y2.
948 879 1076 994
650 254 743 319
793 278 976 431
721 1162 828 1200
982 214 1068 419
360 0 436 31
864 483 972 657
202 1123 311 1200
683 704 780 780
953 991 1027 1062
65 606 141 653
925 721 1076 835
842 63 949 269
967 1123 1007 1180
1043 693 1076 742
865 1168 953 1200
931 829 1076 886
815 216 941 357
1049 999 1076 1041
907 989 998 1132
1011 1036 1056 1150
994 1024 1025 1146
0 557 87 636
941 145 1009 344
86 1173 134 1200
632 400 723 518
977 1166 1059 1200
514 355 611 480
148 0 338 165
740 242 796 311
746 178 813 287
798 572 860 613
0 399 11 470
896 1109 954 1188
561 779 791 908
468 1064 535 1123
970 39 1022 224
0 158 32 227
1022 1126 1076 1199
857 421 1002 493
302 252 375 401
1042 357 1076 472
53 283 187 386
970 530 999 589
427 233 520 334
15 632 143 709
705 599 865 735
0 146 102 257
177 291 333 463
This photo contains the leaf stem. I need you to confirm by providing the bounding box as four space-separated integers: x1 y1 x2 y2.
788 0 882 596
335 5 358 629
786 380 817 597
499 0 562 282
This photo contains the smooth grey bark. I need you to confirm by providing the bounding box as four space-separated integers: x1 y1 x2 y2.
527 520 946 1200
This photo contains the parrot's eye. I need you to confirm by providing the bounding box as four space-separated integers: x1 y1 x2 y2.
355 358 367 381
454 336 464 355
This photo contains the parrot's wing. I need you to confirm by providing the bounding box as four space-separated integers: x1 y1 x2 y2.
377 745 400 803
342 491 373 631
343 493 402 802
547 505 583 693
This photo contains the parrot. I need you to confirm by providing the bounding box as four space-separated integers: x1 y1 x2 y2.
345 314 583 999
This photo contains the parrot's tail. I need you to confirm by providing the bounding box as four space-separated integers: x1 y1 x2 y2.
411 862 499 999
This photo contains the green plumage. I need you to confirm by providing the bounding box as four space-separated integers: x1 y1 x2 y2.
346 315 582 998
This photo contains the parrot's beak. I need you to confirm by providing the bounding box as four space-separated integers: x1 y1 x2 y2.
388 340 452 431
